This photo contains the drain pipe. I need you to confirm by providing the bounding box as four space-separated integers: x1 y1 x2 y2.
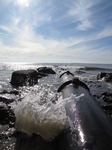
57 71 112 150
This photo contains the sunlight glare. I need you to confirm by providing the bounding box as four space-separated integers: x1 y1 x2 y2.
17 0 29 7
78 125 85 144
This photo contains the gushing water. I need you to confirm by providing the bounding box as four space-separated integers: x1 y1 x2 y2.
14 92 69 140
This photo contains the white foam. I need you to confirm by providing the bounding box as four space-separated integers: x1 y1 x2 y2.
14 91 69 140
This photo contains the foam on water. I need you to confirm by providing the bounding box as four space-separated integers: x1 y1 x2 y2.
14 91 68 140
13 87 83 140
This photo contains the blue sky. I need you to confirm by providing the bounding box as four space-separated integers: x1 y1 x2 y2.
0 0 112 63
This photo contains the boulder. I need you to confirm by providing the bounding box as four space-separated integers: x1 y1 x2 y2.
0 105 15 125
11 69 38 86
97 72 112 82
37 67 56 74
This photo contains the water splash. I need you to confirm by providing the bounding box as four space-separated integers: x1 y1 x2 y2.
14 91 69 140
13 89 84 140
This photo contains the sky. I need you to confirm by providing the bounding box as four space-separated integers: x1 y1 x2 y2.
0 0 112 64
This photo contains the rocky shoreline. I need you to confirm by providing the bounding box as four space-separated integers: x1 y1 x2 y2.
0 66 112 150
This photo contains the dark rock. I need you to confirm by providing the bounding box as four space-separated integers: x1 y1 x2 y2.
0 105 15 125
37 67 56 74
102 105 112 111
101 92 112 103
10 90 19 95
0 90 8 94
102 95 108 101
97 72 108 79
0 96 15 104
0 133 8 139
9 122 15 128
97 72 112 82
102 92 112 97
0 90 19 95
11 69 38 86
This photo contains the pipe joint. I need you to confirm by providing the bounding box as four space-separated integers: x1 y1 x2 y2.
58 77 89 93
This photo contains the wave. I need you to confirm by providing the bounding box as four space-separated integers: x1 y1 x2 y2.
78 66 112 71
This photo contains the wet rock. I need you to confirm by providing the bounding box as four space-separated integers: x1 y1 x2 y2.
102 104 112 111
0 96 15 104
9 122 15 128
0 105 15 125
0 125 16 143
0 133 7 139
11 69 38 86
10 90 19 95
37 67 56 75
97 72 112 82
101 92 112 103
102 92 112 97
0 90 19 95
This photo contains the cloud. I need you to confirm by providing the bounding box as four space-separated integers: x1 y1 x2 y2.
0 25 12 33
67 0 100 30
0 21 87 62
0 0 112 63
98 26 112 38
0 19 112 63
1 26 112 63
